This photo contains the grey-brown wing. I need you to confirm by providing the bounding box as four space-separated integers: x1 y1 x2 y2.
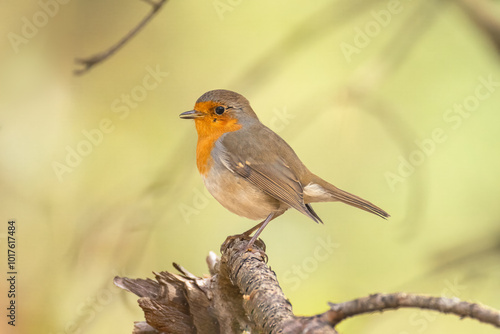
216 130 322 223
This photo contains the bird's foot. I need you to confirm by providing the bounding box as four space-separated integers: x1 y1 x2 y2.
221 234 267 261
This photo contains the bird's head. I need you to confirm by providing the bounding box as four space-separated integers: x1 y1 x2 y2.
180 89 258 137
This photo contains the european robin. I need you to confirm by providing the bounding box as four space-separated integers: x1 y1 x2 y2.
180 89 389 248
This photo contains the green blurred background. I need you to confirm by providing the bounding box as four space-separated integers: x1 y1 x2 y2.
1 0 500 333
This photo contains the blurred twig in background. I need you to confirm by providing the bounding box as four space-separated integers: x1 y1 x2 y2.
428 227 500 279
230 0 387 93
457 0 500 54
74 0 169 75
342 0 445 239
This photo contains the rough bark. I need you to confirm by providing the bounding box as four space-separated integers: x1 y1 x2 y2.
115 236 500 333
114 237 337 333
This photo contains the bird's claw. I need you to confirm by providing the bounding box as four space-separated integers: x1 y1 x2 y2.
221 233 267 259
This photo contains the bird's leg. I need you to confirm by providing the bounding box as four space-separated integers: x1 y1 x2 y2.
221 220 265 248
221 212 276 255
245 212 275 250
241 221 265 237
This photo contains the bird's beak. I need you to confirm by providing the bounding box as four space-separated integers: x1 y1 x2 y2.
179 109 204 119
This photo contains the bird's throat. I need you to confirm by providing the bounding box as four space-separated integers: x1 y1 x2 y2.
195 118 241 175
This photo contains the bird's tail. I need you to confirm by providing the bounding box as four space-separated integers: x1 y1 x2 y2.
307 176 390 219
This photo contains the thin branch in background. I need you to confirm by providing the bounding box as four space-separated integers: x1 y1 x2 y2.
230 0 388 94
74 0 169 76
326 292 500 328
342 0 446 240
457 0 500 54
396 227 500 290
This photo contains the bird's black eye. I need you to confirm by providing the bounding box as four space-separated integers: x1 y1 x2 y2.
215 106 225 115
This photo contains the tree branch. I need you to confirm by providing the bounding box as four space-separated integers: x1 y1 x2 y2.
456 0 500 54
115 236 500 333
325 292 500 328
74 0 168 76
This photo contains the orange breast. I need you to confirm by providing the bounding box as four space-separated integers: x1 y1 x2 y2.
195 117 242 175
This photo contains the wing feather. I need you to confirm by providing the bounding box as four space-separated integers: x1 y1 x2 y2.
216 129 321 223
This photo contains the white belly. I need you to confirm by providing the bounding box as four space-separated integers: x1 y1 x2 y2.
203 168 283 221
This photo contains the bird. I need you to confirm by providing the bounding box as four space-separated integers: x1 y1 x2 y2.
180 89 389 249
